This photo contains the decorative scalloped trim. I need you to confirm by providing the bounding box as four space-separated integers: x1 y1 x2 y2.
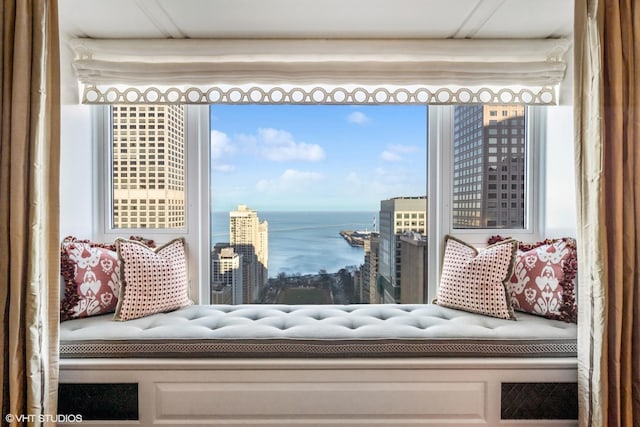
81 85 557 105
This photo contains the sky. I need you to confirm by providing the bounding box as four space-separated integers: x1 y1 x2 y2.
210 105 427 212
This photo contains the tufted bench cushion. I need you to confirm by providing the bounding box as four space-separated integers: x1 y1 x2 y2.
59 304 577 358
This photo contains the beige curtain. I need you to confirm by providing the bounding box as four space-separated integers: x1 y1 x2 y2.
0 0 61 425
574 0 640 425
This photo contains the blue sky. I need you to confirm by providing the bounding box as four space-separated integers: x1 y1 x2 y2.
210 105 427 212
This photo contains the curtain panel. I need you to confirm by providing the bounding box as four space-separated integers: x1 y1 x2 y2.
0 0 61 425
574 0 640 425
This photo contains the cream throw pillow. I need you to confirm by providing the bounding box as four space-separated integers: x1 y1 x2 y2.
114 237 191 321
436 235 517 320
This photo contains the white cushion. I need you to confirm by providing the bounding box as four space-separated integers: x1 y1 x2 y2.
60 304 577 358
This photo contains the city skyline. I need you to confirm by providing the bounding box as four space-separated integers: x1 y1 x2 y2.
210 199 428 305
210 105 428 212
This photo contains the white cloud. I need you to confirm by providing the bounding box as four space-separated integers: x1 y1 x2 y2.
380 150 403 162
388 144 420 154
212 164 236 173
256 169 323 193
210 129 235 160
347 111 371 125
379 144 421 162
256 128 325 162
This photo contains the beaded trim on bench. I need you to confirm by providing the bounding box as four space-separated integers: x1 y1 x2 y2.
61 339 577 358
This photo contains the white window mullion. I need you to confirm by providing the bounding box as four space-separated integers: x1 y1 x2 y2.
187 104 211 304
93 104 110 243
427 106 452 302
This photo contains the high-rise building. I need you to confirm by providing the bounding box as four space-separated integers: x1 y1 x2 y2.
352 268 363 303
211 246 244 304
229 205 269 303
362 232 380 304
257 220 269 292
210 282 233 305
452 105 526 229
378 197 427 304
111 104 186 229
399 231 427 304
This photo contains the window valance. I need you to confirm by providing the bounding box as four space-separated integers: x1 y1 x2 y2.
70 38 571 105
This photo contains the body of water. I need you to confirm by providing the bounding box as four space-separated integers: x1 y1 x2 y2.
211 211 377 277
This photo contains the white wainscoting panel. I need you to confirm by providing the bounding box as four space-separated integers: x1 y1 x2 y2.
59 358 578 427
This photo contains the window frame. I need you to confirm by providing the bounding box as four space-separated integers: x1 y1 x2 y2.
427 105 545 300
94 104 210 303
95 102 545 305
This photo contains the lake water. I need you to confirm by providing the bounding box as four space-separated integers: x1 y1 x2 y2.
211 211 377 277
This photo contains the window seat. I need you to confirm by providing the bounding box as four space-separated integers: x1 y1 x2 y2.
59 303 577 358
58 304 578 427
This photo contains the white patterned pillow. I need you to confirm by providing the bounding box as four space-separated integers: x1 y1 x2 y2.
114 238 191 321
436 236 517 320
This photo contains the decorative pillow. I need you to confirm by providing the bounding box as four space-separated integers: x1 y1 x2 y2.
60 237 120 321
114 237 191 321
489 236 578 323
435 235 517 320
60 236 157 321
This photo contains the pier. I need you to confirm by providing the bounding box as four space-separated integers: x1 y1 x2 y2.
339 230 371 247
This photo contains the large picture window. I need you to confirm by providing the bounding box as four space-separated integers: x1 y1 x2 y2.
209 104 427 305
98 101 544 305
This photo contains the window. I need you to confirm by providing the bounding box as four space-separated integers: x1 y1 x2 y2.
427 104 545 297
95 105 208 301
110 105 187 230
204 105 429 305
450 104 528 230
96 100 548 305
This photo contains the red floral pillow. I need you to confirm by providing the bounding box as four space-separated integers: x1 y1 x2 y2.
60 236 156 321
60 237 120 321
488 236 578 323
436 235 517 320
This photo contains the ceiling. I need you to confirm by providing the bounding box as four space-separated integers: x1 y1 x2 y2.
57 0 575 104
58 0 573 40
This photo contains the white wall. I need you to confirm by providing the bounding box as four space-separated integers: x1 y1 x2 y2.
60 28 94 239
60 104 93 238
544 105 577 238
